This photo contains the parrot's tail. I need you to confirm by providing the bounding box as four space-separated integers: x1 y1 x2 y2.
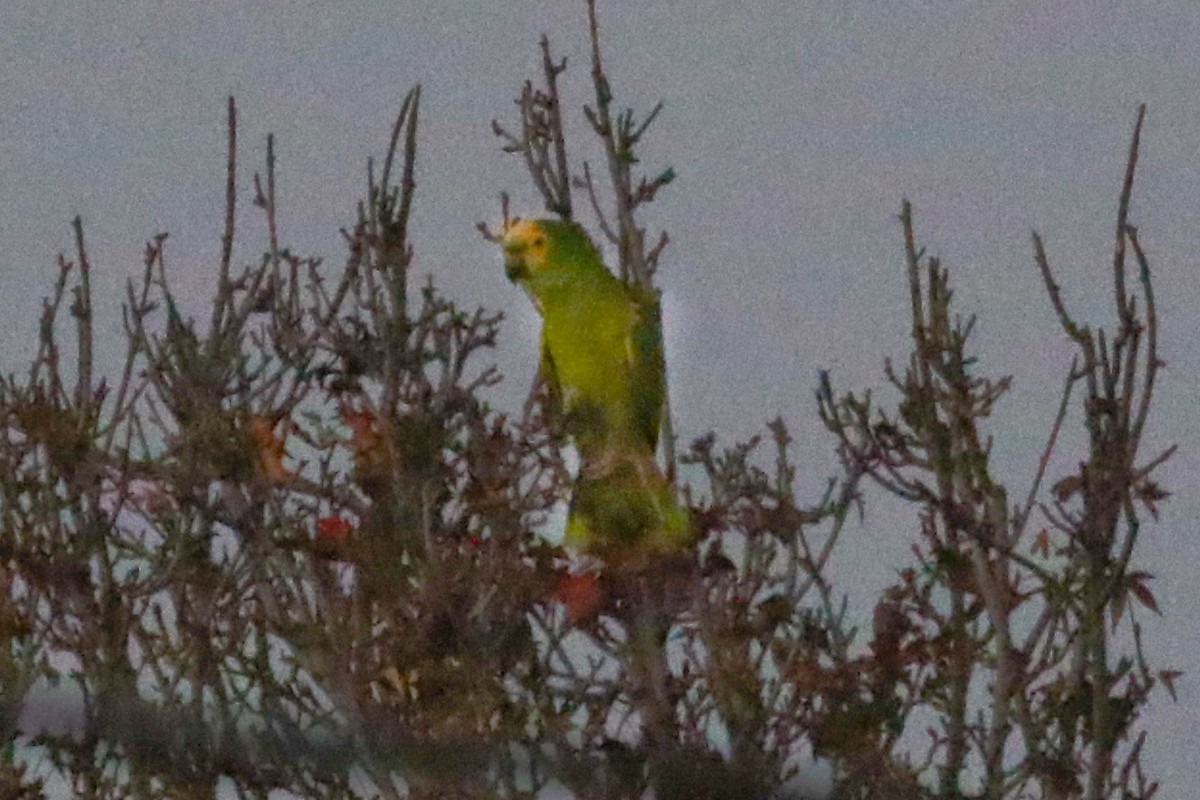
564 448 693 564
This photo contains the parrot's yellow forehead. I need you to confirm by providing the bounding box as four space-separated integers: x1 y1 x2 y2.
501 218 550 274
502 218 540 242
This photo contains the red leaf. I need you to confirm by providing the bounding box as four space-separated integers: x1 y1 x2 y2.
317 516 354 540
1158 669 1183 702
1127 571 1161 615
315 515 356 561
555 572 602 625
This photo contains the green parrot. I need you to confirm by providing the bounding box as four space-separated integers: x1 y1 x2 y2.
500 218 690 560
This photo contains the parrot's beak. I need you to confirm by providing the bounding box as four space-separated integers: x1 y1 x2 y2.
502 241 527 282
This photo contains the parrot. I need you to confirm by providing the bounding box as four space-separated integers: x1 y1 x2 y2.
500 218 690 561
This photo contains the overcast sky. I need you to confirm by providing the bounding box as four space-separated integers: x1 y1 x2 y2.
2 0 1196 793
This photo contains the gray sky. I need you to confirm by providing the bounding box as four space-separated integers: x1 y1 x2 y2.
2 0 1196 792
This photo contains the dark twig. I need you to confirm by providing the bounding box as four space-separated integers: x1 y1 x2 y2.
213 96 238 336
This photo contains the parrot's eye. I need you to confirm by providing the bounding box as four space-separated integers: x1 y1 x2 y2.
532 237 544 248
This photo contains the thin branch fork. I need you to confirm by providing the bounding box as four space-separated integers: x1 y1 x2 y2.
491 39 572 219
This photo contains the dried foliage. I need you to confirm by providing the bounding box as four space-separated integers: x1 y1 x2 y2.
815 107 1171 800
0 6 1175 800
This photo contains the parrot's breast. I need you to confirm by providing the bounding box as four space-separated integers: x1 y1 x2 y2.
542 292 638 443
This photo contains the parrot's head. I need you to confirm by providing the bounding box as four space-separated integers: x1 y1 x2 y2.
500 218 600 286
500 218 549 283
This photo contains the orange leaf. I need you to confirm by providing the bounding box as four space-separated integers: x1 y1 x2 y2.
249 415 292 481
341 408 382 456
1032 528 1050 558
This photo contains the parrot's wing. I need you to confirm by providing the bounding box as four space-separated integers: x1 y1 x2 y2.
626 284 666 452
539 332 564 429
